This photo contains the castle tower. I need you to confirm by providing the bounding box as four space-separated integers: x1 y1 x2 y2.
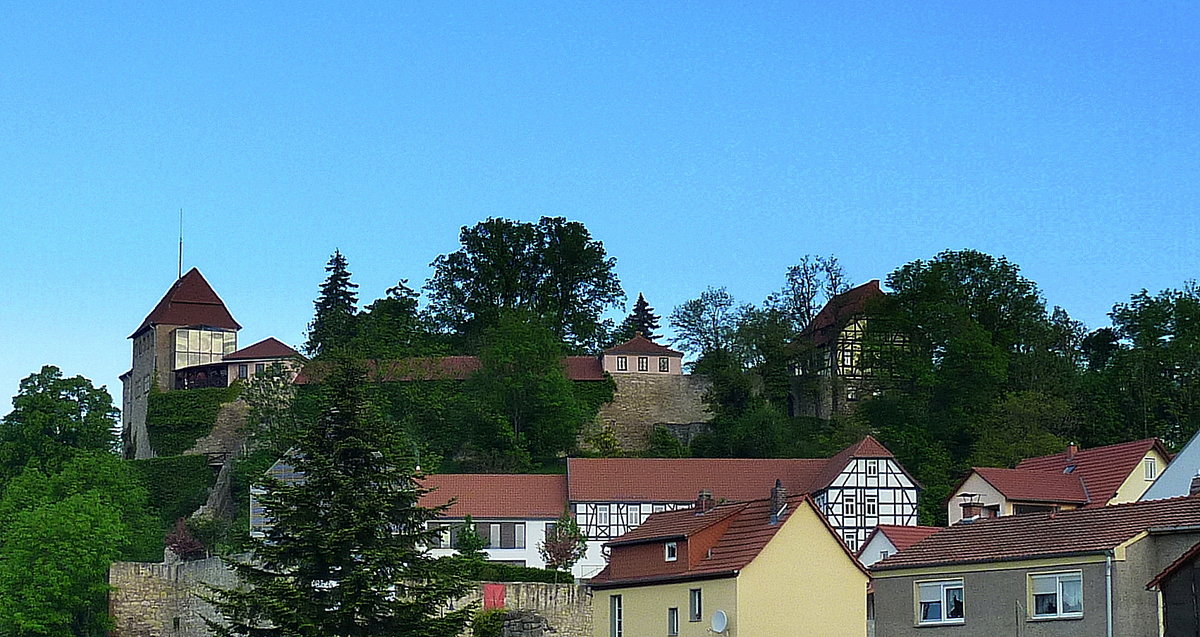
121 268 240 459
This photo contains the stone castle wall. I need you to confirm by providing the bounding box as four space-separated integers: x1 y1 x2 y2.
458 582 592 637
596 373 711 450
109 558 236 637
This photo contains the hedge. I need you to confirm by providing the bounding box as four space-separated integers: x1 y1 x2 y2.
468 562 573 584
146 384 241 455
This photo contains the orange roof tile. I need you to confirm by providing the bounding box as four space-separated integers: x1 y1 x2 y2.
130 268 240 337
873 495 1200 571
603 334 683 357
970 467 1089 505
419 474 568 519
224 337 300 361
1014 438 1168 507
859 525 943 556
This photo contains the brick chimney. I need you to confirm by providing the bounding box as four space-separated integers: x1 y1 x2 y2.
1066 442 1078 461
695 490 715 514
769 479 787 524
1190 472 1200 497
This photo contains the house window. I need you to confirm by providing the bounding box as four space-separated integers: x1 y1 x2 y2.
1030 572 1082 619
238 364 248 379
255 363 265 374
866 459 878 476
844 494 857 517
879 550 889 561
689 588 702 622
610 595 623 637
917 579 964 625
616 356 628 371
865 495 878 517
665 541 678 562
638 356 648 371
597 506 610 527
668 607 679 636
659 357 670 372
844 531 859 552
1145 457 1157 481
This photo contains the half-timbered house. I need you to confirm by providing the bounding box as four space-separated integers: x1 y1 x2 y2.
791 280 886 419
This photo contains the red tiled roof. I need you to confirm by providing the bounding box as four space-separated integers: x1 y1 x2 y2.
605 503 745 546
971 467 1089 505
567 457 827 502
567 437 898 502
419 474 568 519
130 268 241 337
224 337 300 361
1014 438 1168 507
604 334 683 357
860 525 943 556
873 495 1200 571
1147 539 1200 590
295 356 606 384
801 280 884 347
590 495 868 587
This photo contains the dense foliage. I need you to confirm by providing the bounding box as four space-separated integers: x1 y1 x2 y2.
305 249 361 357
130 454 218 536
145 384 241 456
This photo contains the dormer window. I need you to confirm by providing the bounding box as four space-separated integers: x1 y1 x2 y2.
665 541 678 562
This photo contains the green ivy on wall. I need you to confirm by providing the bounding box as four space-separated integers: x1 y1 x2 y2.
146 385 242 456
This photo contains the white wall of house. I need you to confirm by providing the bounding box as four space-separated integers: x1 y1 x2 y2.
426 518 557 569
947 473 1008 525
858 534 899 567
601 353 682 375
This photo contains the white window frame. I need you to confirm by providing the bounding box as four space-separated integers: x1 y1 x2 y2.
1029 571 1083 620
1145 457 1157 481
667 607 679 635
844 493 857 517
843 531 858 552
866 459 879 476
917 579 964 625
865 494 878 517
597 505 610 527
665 541 678 562
616 356 628 371
610 595 623 637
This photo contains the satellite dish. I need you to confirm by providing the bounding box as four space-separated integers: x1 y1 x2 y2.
711 609 728 633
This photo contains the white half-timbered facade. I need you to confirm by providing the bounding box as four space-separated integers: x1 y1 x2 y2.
812 457 920 554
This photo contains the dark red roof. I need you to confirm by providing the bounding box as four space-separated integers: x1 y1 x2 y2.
873 495 1200 571
131 268 241 337
971 467 1090 505
604 334 683 357
801 280 884 347
860 525 943 556
224 337 300 361
567 437 898 502
1014 438 1168 507
419 474 568 519
295 356 605 384
590 495 867 587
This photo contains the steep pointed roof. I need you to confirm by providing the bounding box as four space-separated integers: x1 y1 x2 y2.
604 333 683 357
810 435 911 491
224 337 300 361
801 280 884 347
130 268 240 337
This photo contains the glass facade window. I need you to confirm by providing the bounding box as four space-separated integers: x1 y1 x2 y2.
173 328 236 369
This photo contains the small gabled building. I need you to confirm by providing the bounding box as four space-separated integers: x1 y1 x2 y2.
949 439 1171 524
601 332 684 375
857 524 942 568
589 485 870 637
871 495 1200 637
420 473 569 568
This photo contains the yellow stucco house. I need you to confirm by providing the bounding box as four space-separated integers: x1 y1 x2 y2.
588 483 869 637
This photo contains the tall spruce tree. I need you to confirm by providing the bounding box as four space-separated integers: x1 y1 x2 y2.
614 293 662 342
206 357 473 636
305 250 360 358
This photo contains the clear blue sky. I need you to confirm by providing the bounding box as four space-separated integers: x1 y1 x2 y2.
2 2 1198 410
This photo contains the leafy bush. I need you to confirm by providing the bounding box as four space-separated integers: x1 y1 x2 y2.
467 562 571 584
130 455 216 531
471 609 505 637
146 385 241 455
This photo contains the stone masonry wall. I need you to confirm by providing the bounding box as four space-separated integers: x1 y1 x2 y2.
596 373 711 450
109 558 236 637
457 583 592 637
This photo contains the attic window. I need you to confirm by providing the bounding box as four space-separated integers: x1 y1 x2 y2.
1145 457 1157 481
665 541 678 562
1063 466 1076 474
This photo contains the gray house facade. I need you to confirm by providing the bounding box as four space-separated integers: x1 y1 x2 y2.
871 496 1200 637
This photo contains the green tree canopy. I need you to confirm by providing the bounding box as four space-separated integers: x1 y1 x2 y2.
208 357 473 636
0 366 119 483
426 217 624 351
305 249 360 357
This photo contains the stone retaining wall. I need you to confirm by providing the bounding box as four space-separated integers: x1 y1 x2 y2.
109 558 235 637
597 373 711 450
